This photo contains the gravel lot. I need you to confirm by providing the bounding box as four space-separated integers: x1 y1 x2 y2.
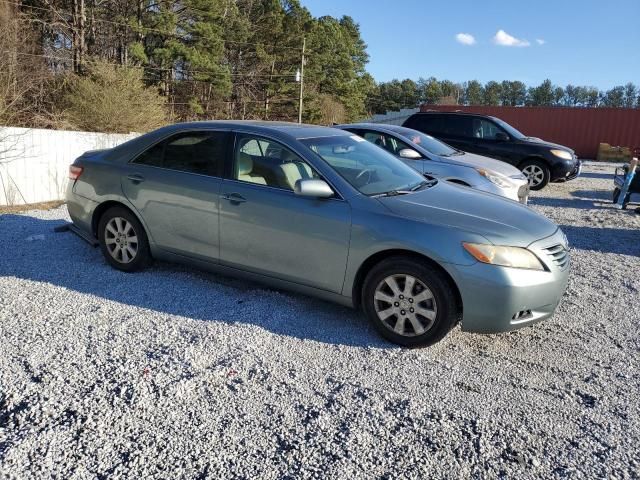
1 162 639 479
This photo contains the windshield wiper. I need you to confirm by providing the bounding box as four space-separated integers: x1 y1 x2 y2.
371 190 412 198
440 151 463 157
372 180 436 198
410 180 434 191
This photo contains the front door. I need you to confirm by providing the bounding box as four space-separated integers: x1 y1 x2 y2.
219 134 351 293
469 118 518 165
122 130 229 261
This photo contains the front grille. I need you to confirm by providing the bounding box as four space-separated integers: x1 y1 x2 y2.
543 244 569 270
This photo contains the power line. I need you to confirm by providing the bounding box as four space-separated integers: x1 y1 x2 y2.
1 49 299 80
3 0 307 53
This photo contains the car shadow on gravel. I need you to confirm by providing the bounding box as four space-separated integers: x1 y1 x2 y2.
561 224 640 256
579 172 615 180
0 214 390 348
530 189 614 210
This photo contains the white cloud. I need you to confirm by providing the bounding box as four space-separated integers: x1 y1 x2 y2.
536 38 546 45
455 33 476 46
492 29 530 47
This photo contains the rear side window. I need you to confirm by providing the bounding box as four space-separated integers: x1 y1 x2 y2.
440 115 472 137
407 114 472 138
406 115 444 135
133 131 228 177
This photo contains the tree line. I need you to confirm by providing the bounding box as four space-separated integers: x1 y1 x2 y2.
367 78 640 114
0 0 638 135
0 0 374 133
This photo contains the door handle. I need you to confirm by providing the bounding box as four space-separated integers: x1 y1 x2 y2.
222 193 247 204
127 174 145 184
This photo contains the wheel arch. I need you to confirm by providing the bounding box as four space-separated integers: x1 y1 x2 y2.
91 200 143 238
517 155 549 170
352 249 463 317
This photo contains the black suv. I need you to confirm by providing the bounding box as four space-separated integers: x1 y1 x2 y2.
403 112 581 190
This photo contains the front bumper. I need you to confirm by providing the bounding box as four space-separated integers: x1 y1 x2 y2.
444 230 570 333
552 159 581 182
478 178 529 205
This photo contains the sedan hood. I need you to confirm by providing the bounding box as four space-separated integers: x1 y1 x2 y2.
378 181 557 247
433 152 525 179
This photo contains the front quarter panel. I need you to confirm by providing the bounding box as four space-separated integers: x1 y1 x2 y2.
342 196 487 297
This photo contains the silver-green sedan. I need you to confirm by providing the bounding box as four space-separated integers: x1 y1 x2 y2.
66 121 570 347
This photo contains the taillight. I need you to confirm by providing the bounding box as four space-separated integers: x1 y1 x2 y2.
69 165 84 180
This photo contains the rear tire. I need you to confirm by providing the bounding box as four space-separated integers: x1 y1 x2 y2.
98 206 150 272
362 256 459 347
520 159 550 190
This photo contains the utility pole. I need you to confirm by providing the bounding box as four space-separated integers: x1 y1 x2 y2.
298 37 306 124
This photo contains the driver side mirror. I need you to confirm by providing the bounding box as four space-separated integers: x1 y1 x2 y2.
294 179 334 198
495 132 509 142
398 148 422 160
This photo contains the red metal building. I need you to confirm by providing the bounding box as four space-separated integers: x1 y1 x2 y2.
419 105 640 159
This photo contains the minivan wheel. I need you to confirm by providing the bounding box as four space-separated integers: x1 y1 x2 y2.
520 159 550 190
362 256 459 347
98 206 150 272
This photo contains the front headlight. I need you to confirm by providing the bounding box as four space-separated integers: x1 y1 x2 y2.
475 168 513 188
550 149 573 160
462 242 545 270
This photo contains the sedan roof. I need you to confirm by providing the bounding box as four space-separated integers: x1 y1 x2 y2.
152 120 352 140
336 123 423 139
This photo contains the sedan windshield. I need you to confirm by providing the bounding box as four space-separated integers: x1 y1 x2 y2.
397 130 459 157
301 135 428 196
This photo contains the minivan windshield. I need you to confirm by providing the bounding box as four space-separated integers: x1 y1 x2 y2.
492 117 525 139
301 135 428 196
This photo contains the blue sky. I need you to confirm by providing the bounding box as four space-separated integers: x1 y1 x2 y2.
301 0 640 89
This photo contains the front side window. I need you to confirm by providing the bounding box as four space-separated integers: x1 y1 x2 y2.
233 135 321 190
301 135 426 196
361 131 412 156
133 131 227 176
472 118 506 140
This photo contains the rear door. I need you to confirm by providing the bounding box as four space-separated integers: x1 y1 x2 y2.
121 130 230 261
406 114 474 152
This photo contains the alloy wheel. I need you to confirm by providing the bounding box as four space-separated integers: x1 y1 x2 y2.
373 274 437 337
105 217 139 264
522 164 545 187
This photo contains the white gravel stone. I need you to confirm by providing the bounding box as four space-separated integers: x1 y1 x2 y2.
1 162 639 479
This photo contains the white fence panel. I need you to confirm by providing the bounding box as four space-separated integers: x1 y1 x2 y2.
0 127 139 206
364 108 419 125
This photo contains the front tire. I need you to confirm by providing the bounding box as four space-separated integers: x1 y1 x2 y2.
362 256 459 347
98 206 150 272
520 159 550 190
